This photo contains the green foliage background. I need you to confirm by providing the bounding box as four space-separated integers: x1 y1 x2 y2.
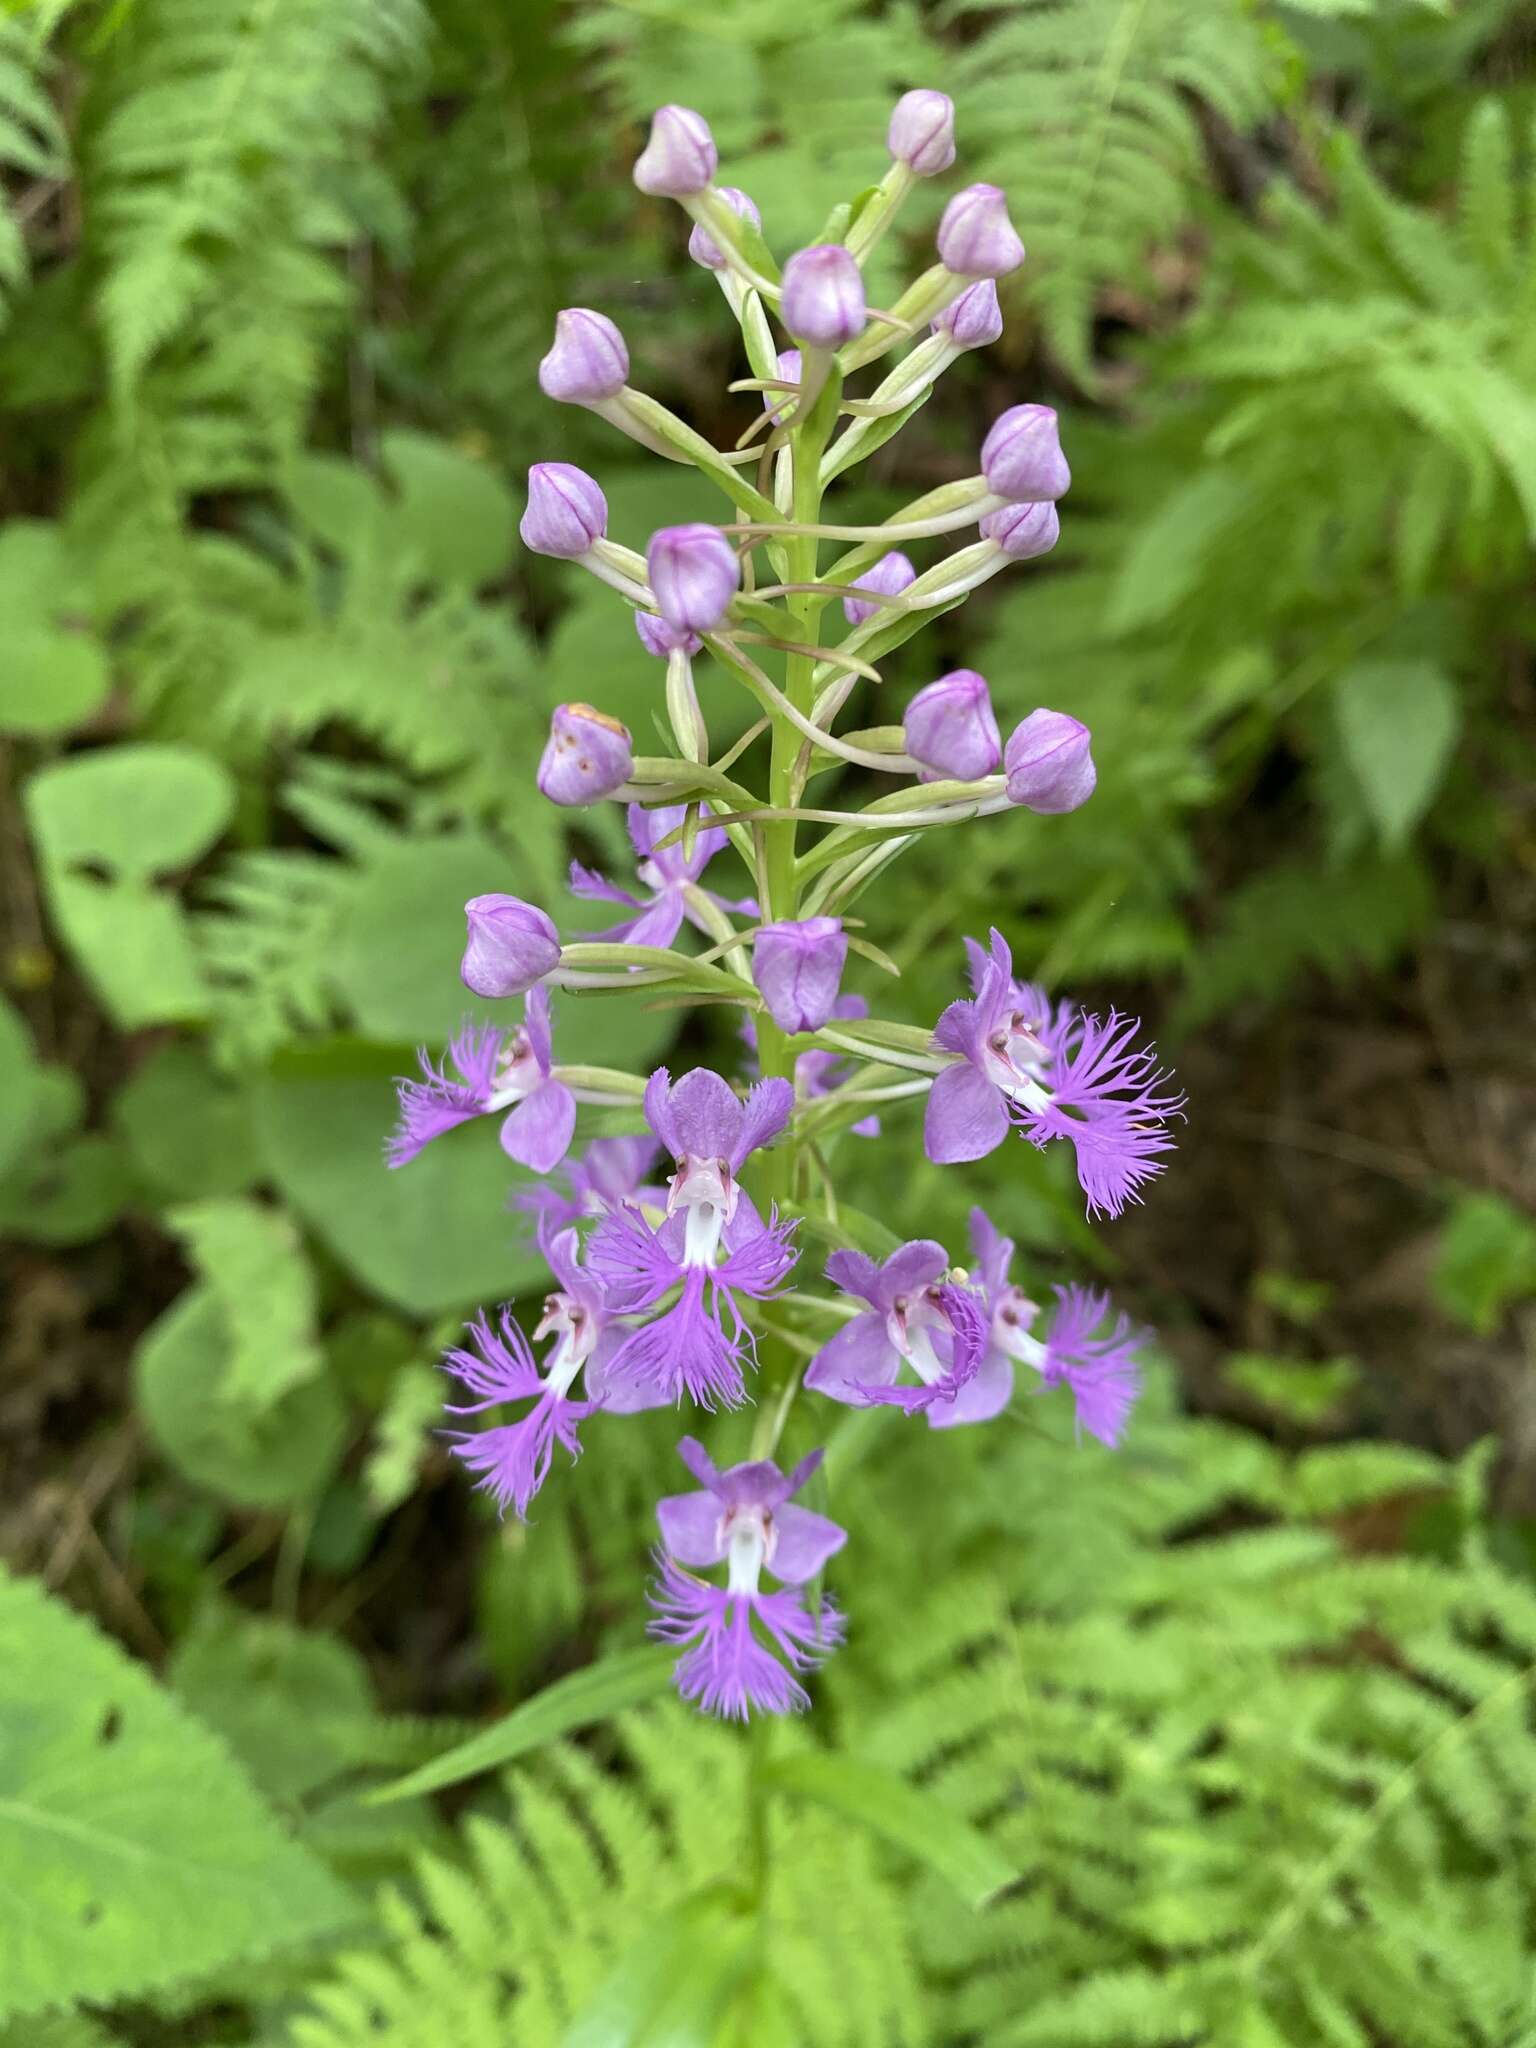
1 0 1535 2041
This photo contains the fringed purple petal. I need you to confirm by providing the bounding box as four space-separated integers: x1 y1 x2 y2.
1041 1284 1148 1448
1015 1010 1185 1219
647 1556 841 1720
441 1309 543 1411
449 1390 590 1519
604 1269 749 1410
588 1202 684 1312
387 1021 504 1167
715 1210 798 1300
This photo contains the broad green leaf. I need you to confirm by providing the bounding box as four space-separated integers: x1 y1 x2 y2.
1 626 110 736
135 1286 346 1508
379 428 516 590
252 1040 546 1316
0 1567 355 2024
170 1604 378 1804
112 1041 261 1199
563 1889 754 2048
0 1132 134 1246
368 1647 676 1805
0 993 43 1181
286 453 385 560
26 747 235 1027
168 1197 322 1410
0 519 70 622
1433 1189 1536 1335
25 744 235 879
1334 657 1460 848
764 1753 1014 1908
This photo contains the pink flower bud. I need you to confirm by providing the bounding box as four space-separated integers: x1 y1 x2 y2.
932 279 1003 351
887 89 956 177
537 704 634 806
1004 710 1096 814
538 308 629 404
462 895 561 998
647 523 740 633
781 244 867 348
633 104 717 197
843 549 916 626
981 404 1070 502
937 183 1026 279
980 500 1059 560
520 463 607 559
752 917 848 1034
904 669 1002 783
635 612 702 659
688 185 760 270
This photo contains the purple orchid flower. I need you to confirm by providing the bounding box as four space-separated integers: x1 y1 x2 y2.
649 1437 845 1719
441 1227 664 1520
803 1239 988 1419
741 993 880 1138
388 986 576 1175
957 1208 1148 1445
587 1067 798 1409
517 1134 664 1234
569 802 756 949
924 929 1184 1218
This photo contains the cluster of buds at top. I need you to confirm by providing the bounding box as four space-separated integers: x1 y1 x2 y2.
392 94 1185 1725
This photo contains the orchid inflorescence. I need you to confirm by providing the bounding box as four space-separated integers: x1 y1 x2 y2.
389 91 1185 1723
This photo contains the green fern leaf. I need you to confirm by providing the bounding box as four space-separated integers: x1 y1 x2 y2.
0 1567 356 2026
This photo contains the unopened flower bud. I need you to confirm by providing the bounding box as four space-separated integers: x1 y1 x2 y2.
538 308 629 404
537 704 634 806
520 463 607 559
980 500 1059 560
937 183 1026 278
462 895 561 998
689 185 760 270
843 549 916 625
981 404 1070 502
781 244 867 348
933 279 1003 351
752 917 848 1034
647 523 740 633
888 89 956 177
635 612 702 659
633 104 717 197
1004 710 1096 814
904 669 1002 783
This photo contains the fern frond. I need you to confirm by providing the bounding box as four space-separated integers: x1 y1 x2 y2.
949 0 1273 379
